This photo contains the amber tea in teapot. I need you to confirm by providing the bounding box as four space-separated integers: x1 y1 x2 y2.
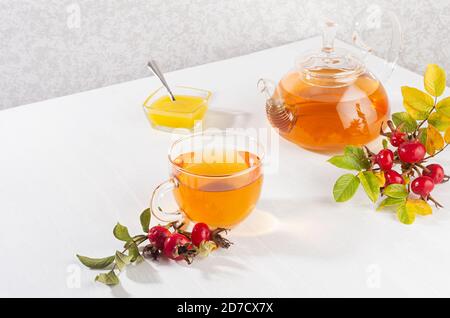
275 69 389 153
260 21 392 154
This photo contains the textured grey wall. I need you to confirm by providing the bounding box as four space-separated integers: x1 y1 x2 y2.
0 0 449 109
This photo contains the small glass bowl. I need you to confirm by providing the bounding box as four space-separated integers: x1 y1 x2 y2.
143 86 212 132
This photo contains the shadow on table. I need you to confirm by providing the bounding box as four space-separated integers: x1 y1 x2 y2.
232 196 373 260
111 283 131 298
126 259 162 284
110 255 163 297
170 196 370 282
183 255 248 281
203 108 253 130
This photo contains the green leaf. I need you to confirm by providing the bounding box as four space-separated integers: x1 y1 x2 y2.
384 184 408 199
437 97 450 118
345 146 371 169
424 64 446 97
418 128 428 145
377 197 406 211
76 255 115 270
328 156 363 171
113 223 132 242
328 146 369 171
402 86 434 120
122 235 146 262
140 208 151 233
397 204 416 225
428 112 450 131
127 241 141 262
344 145 365 158
124 235 147 248
115 251 133 272
134 255 145 264
358 171 381 203
95 270 120 286
382 139 388 149
392 112 418 133
333 174 360 203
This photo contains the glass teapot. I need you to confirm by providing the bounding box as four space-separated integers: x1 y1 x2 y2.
259 9 401 154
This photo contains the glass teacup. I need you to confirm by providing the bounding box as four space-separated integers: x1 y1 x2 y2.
151 131 264 229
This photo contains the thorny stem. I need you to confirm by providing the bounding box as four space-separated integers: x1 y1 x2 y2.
380 124 388 137
403 168 413 178
402 163 414 176
124 236 147 249
177 229 192 239
429 195 444 209
387 120 397 133
424 144 450 160
111 236 147 272
167 221 193 238
364 146 375 157
416 163 431 174
412 165 422 177
414 97 437 137
166 221 183 230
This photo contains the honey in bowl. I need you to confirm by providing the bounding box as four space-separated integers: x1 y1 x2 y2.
149 95 207 129
276 69 389 153
171 150 263 229
143 86 211 131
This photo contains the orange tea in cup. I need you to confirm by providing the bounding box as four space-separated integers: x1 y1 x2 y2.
172 150 263 228
150 132 264 228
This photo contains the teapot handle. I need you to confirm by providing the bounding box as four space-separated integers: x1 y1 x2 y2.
258 79 280 102
352 5 402 83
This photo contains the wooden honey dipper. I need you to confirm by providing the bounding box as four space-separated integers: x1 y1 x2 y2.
258 79 296 134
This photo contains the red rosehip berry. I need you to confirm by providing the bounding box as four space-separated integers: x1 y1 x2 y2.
376 149 394 171
390 131 407 147
398 140 426 164
163 233 192 261
191 223 212 247
384 170 404 186
148 226 171 250
423 164 445 184
411 176 435 198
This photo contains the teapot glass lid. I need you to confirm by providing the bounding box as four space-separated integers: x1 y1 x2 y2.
296 21 366 84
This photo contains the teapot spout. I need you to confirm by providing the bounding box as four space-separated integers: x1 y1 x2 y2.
257 79 296 134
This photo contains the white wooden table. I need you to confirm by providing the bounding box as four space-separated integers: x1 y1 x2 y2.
1 37 450 298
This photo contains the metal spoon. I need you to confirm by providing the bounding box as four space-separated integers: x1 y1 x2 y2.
147 60 176 101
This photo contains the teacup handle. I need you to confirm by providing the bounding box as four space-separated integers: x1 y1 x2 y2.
150 178 183 223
